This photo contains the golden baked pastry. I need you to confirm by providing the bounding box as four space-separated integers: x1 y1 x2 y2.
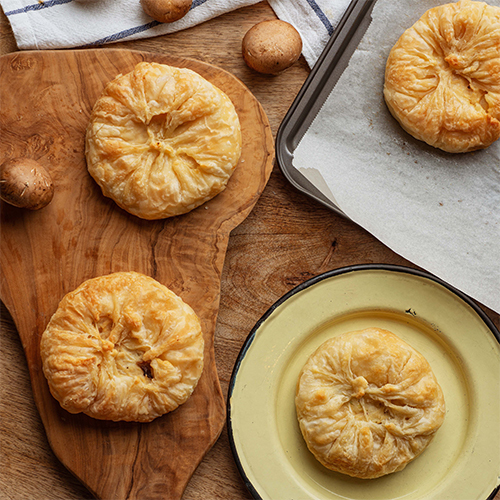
40 272 204 422
383 0 500 153
295 328 445 479
85 62 242 219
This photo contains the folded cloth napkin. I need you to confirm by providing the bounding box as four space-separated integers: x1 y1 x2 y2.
269 0 351 67
0 0 351 67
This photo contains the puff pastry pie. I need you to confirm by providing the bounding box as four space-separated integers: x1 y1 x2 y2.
295 328 445 479
384 0 500 153
85 62 242 219
40 272 204 422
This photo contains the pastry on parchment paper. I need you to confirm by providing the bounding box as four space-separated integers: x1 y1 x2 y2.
85 62 242 219
295 328 445 479
40 271 204 422
383 0 500 153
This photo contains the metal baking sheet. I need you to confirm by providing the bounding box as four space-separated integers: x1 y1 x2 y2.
276 0 377 217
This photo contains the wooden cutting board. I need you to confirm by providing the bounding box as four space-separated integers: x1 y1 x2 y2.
0 49 274 499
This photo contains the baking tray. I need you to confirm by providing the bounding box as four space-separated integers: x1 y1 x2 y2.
276 0 377 217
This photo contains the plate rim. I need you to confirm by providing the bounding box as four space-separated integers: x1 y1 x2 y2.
226 263 500 500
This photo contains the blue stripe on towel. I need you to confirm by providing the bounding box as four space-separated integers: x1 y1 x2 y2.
305 0 334 35
4 0 72 16
191 0 209 7
83 20 161 45
83 0 210 45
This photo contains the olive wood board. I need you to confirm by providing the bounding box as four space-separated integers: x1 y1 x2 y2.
0 48 274 500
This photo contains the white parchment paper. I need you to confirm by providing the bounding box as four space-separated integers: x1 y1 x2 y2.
294 0 500 313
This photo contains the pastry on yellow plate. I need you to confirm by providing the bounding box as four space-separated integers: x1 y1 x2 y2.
383 0 500 153
85 62 242 219
295 328 445 479
40 272 204 422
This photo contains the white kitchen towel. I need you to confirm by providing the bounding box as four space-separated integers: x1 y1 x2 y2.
269 0 352 67
0 0 351 67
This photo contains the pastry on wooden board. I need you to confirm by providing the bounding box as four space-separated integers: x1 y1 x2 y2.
295 328 445 479
85 62 242 219
383 0 500 153
40 272 204 422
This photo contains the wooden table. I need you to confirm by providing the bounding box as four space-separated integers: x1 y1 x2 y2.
1 2 498 499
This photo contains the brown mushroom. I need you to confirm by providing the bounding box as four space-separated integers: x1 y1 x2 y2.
140 0 192 23
0 158 54 210
242 20 303 75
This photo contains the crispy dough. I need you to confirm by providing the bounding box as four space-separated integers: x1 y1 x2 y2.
383 0 500 153
295 328 445 479
85 62 242 219
40 272 204 422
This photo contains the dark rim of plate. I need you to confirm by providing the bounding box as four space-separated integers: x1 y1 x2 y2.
226 263 500 500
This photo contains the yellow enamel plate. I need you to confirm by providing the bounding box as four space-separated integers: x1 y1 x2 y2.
227 265 500 500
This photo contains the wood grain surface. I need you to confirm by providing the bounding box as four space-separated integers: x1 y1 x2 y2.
1 2 499 500
0 47 273 500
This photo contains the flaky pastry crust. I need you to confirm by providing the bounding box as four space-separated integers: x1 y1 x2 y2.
383 0 500 153
85 62 242 219
40 272 204 422
295 328 445 479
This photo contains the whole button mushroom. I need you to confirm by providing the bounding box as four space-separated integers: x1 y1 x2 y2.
140 0 192 23
242 20 303 75
0 158 54 210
